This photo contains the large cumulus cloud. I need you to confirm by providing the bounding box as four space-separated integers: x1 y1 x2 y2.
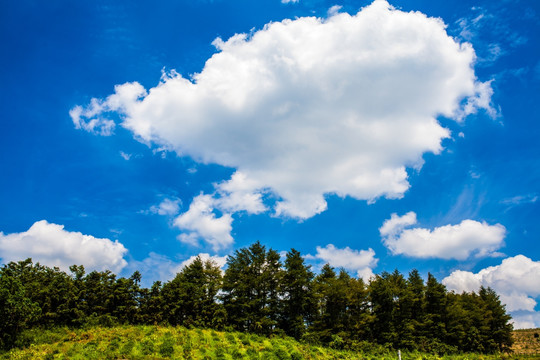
0 220 128 273
72 0 493 246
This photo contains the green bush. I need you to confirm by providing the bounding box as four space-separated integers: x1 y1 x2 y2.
158 335 176 358
140 338 155 355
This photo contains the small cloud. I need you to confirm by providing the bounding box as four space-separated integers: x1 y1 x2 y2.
328 5 342 17
281 0 299 3
380 212 506 260
307 244 378 282
150 198 182 216
174 194 234 251
70 104 116 136
120 151 132 160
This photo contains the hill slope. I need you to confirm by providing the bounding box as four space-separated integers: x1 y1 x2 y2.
512 329 540 356
1 325 536 360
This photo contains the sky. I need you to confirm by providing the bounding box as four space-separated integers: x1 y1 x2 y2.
1 0 539 328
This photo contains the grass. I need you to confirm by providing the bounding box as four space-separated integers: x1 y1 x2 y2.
2 326 539 359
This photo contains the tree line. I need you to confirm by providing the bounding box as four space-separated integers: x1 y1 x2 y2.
0 241 513 353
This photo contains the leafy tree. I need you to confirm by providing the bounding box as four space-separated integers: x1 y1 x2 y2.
0 260 41 348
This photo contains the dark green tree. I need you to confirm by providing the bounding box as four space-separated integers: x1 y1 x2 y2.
478 286 513 352
423 273 448 348
162 256 223 328
309 264 350 345
221 241 282 335
344 276 373 344
0 261 41 349
279 249 315 339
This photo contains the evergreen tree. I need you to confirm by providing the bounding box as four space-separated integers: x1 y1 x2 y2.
424 273 448 347
221 241 282 335
279 249 315 339
479 286 513 352
404 269 426 349
344 276 373 344
309 264 350 344
369 270 401 346
139 280 164 325
161 256 223 328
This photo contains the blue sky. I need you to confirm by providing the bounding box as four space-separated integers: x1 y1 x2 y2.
1 0 539 327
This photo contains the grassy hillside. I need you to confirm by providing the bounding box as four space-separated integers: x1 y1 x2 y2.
512 329 540 356
1 325 537 360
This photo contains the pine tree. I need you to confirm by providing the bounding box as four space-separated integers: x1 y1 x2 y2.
478 286 513 352
424 273 448 347
344 276 373 343
221 241 282 335
161 256 223 328
280 249 315 339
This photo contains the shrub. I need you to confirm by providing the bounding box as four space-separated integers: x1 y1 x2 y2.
158 335 176 358
140 338 155 355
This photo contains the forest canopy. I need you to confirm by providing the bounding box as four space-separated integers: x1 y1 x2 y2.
0 241 513 353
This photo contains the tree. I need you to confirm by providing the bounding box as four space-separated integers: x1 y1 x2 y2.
162 256 223 328
344 276 373 344
0 260 41 349
221 241 282 335
139 281 164 325
309 264 351 344
423 273 448 348
279 249 315 339
478 286 513 352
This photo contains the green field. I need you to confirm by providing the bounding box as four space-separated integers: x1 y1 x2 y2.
2 325 538 360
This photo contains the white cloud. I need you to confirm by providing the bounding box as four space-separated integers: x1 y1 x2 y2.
150 197 182 216
120 151 132 160
380 212 506 259
0 220 128 273
173 194 234 251
379 211 417 238
172 172 265 250
70 102 116 136
73 0 493 220
308 244 378 282
442 255 540 328
281 0 299 3
214 172 267 214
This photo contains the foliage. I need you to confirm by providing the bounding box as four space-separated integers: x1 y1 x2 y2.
0 325 526 360
0 242 514 354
